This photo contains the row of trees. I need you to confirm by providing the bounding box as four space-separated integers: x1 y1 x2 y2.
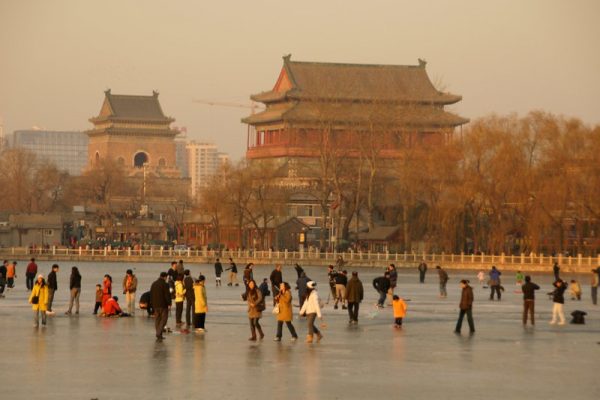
198 111 600 255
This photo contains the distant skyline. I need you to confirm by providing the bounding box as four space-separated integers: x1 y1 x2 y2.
1 0 599 160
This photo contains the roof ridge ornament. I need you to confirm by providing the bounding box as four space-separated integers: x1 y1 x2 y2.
152 90 159 97
418 58 427 68
105 88 111 95
283 54 292 62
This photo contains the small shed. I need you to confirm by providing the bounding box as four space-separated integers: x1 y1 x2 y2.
358 225 402 253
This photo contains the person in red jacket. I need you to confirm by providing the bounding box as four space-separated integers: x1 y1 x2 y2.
103 296 124 317
102 275 112 308
25 258 38 291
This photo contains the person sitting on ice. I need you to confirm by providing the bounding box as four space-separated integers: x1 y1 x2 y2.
103 296 129 317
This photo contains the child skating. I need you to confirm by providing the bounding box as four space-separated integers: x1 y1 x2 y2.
392 295 407 328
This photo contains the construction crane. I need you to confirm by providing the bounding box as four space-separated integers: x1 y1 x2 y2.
192 99 264 115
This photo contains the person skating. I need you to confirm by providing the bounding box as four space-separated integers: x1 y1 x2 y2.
150 272 172 341
245 279 265 341
553 262 561 282
29 275 49 328
270 264 283 305
225 258 239 286
214 258 223 287
454 280 475 334
25 258 37 291
193 275 207 332
334 270 348 310
436 266 449 298
46 264 59 314
550 279 567 325
273 282 298 341
345 271 364 324
122 269 138 315
66 266 81 315
392 295 407 328
299 281 323 343
522 275 540 325
373 273 391 308
174 274 186 326
183 269 195 327
296 272 310 309
591 268 599 305
418 260 428 283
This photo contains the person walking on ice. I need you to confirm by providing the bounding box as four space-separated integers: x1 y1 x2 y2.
454 280 475 335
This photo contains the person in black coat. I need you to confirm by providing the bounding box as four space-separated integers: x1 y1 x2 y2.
183 269 195 327
373 273 391 308
150 272 172 341
521 276 540 325
553 262 561 282
47 264 59 313
455 280 475 334
270 264 283 305
139 291 153 316
66 266 82 315
214 258 223 286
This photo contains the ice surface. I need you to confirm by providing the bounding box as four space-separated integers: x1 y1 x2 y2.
0 261 598 399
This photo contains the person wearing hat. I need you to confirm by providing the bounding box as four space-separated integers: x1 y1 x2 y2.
193 275 208 332
299 281 323 343
122 269 138 316
591 268 599 305
29 275 49 327
454 279 475 334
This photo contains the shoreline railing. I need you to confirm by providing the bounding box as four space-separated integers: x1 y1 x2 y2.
1 247 598 271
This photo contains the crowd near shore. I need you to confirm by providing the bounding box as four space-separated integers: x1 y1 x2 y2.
1 257 598 342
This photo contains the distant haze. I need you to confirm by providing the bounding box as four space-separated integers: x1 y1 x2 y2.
0 0 598 160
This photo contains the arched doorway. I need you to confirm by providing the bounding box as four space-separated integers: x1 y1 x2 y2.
134 152 148 168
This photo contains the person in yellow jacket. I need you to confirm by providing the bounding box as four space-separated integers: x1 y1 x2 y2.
29 274 49 327
392 295 407 329
174 275 186 326
193 275 208 332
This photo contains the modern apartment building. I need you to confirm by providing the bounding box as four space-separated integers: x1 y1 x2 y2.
12 129 88 175
187 141 228 198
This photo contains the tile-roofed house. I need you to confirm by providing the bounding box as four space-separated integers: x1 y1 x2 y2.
86 90 182 178
242 55 469 161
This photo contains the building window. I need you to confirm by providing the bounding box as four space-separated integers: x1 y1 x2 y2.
134 152 149 168
158 158 166 167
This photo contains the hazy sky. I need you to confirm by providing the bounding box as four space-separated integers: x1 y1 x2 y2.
1 0 599 160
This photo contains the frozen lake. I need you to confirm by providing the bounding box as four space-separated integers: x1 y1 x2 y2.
0 261 598 399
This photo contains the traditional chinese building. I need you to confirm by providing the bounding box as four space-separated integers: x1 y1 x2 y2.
87 90 181 178
242 55 468 167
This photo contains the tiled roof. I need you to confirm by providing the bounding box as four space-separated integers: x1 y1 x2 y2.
98 90 173 122
250 56 462 105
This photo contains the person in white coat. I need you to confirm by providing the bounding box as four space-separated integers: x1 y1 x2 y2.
299 281 323 343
